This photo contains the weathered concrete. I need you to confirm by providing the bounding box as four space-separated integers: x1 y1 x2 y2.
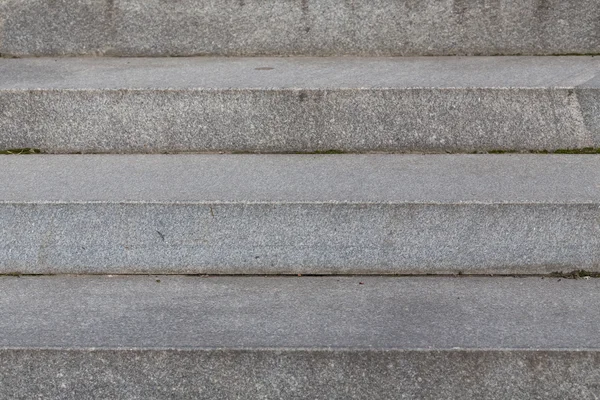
1 154 599 274
1 276 600 399
0 0 598 57
1 56 600 153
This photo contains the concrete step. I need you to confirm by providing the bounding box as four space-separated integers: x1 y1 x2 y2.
2 154 599 275
2 56 600 154
1 275 599 399
0 0 597 57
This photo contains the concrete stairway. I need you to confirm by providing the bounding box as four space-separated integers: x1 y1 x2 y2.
1 1 599 398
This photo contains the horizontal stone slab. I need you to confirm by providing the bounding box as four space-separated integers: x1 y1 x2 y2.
0 0 598 57
1 154 599 274
1 56 600 153
1 276 600 398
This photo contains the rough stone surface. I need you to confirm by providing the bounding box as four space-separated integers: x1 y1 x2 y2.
0 0 598 57
1 154 599 274
2 349 600 400
1 57 600 153
1 276 600 399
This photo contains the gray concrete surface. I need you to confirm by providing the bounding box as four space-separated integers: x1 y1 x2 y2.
1 154 599 274
1 56 600 153
3 275 600 348
2 154 600 203
0 0 598 57
1 276 600 399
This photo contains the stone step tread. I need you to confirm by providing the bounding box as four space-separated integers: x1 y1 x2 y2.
2 56 600 154
2 275 599 349
1 0 598 57
3 276 599 398
1 154 600 204
1 154 599 275
2 56 599 90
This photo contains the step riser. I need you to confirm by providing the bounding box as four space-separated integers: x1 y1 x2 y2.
1 0 598 57
2 89 598 153
1 349 597 399
3 203 598 274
